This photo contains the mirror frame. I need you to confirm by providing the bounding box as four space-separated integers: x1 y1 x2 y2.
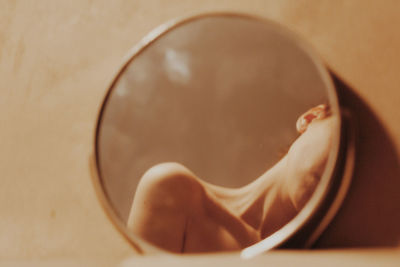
90 12 356 257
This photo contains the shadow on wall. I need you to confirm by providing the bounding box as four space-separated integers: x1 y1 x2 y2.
315 73 400 247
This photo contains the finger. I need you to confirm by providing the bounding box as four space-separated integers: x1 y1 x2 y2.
296 104 330 134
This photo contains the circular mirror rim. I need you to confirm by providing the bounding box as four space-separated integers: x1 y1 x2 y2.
90 12 347 256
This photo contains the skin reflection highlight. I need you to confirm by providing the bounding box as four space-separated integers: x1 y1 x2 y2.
127 104 334 253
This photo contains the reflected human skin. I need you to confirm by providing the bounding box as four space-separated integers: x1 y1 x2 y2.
127 104 336 253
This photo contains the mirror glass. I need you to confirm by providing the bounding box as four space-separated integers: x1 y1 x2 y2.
95 14 341 254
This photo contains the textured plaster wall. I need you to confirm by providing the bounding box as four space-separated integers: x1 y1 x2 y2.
0 0 399 261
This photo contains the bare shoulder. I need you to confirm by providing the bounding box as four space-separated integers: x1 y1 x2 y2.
136 162 200 190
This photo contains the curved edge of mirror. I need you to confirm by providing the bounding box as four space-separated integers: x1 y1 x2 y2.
90 152 168 255
303 109 356 247
241 109 356 258
90 12 355 256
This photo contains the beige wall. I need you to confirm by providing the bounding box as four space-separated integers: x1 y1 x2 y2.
0 0 399 263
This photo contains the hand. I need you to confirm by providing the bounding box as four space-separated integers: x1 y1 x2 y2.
284 104 337 210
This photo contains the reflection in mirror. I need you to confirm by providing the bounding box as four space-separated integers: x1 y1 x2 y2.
127 104 334 253
95 14 341 254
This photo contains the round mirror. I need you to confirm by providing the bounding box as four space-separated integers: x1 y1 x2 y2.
91 13 354 256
